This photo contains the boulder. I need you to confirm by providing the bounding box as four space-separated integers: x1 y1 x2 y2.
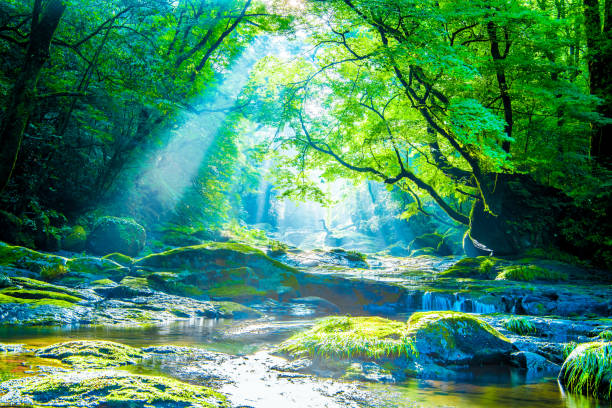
558 342 612 399
407 311 516 368
62 225 87 252
87 216 146 256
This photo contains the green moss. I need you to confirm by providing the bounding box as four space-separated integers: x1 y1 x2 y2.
66 256 124 275
206 283 265 298
0 288 82 303
279 316 417 360
37 340 146 368
439 257 501 279
559 342 612 399
102 252 135 266
92 278 116 286
599 330 612 341
0 243 67 273
40 263 69 281
0 292 75 308
212 301 263 318
62 225 87 252
10 370 228 407
406 311 509 343
503 316 537 335
496 265 568 282
135 242 296 273
120 276 149 289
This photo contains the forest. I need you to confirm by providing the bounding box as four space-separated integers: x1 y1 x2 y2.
0 0 611 407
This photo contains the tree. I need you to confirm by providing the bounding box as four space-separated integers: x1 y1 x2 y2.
253 0 602 256
0 0 65 192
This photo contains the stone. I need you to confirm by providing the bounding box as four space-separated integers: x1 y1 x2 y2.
87 216 146 256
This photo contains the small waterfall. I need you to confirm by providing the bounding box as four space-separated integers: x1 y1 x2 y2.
421 292 499 314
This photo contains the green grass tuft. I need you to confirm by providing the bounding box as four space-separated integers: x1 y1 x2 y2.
503 316 537 335
560 342 612 399
279 316 417 360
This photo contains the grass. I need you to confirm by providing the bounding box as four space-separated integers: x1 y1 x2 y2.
503 316 537 335
599 330 612 341
560 342 612 399
496 265 568 282
278 316 417 360
40 264 68 281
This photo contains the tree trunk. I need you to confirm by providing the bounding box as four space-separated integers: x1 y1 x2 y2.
584 0 612 167
465 174 570 256
0 0 66 192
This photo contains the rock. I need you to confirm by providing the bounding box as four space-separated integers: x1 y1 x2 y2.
290 296 340 313
558 341 612 399
87 216 146 256
0 370 229 408
0 271 11 288
510 351 560 374
37 340 147 368
62 225 87 252
407 311 516 369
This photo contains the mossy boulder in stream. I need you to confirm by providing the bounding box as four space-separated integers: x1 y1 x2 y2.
279 311 515 380
62 225 87 252
87 216 146 256
0 370 229 408
37 340 147 368
558 341 612 400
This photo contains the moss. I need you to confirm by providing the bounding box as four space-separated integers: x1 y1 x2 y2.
206 283 265 298
439 257 501 279
6 370 229 407
120 276 149 289
0 288 82 303
10 276 82 297
67 256 124 275
92 278 116 286
102 252 135 266
212 301 263 318
135 242 296 273
406 311 509 344
40 263 69 281
599 330 612 341
279 316 417 360
0 243 67 273
37 340 146 368
0 292 75 308
62 225 87 252
503 316 537 335
559 342 612 399
496 264 568 282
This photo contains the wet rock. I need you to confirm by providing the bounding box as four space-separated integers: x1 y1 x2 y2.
510 351 560 374
289 296 340 313
37 340 147 368
0 343 25 354
0 369 229 408
87 216 146 256
406 311 516 376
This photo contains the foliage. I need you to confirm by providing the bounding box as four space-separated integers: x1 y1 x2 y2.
560 342 612 399
39 264 68 281
279 316 417 360
503 316 537 336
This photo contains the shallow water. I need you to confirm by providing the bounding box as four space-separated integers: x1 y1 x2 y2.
0 319 608 408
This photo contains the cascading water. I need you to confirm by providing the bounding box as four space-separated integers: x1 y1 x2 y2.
421 291 499 314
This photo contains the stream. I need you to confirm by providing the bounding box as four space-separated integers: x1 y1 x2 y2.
1 316 607 408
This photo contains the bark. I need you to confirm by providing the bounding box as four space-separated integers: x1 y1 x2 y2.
584 0 612 166
0 0 66 192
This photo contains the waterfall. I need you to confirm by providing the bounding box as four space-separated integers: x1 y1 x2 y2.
421 292 499 314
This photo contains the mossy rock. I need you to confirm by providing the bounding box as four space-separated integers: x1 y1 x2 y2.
87 216 146 256
0 242 67 273
559 342 612 399
205 282 266 300
0 277 83 308
0 370 229 407
439 257 501 279
62 225 87 252
135 242 296 275
146 271 204 298
407 311 514 367
102 252 135 266
37 340 146 368
213 301 263 319
410 233 452 256
496 264 568 282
